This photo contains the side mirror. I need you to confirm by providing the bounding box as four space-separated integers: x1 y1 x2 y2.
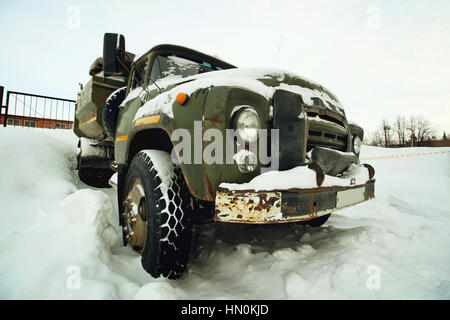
103 33 126 76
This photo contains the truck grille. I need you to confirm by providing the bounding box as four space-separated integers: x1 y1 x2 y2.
306 111 348 152
272 89 349 170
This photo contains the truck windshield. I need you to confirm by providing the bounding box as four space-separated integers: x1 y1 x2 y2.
150 54 221 82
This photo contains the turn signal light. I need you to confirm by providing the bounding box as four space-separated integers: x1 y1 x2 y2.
176 92 188 105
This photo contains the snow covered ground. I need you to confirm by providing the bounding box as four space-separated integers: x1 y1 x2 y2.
0 127 448 299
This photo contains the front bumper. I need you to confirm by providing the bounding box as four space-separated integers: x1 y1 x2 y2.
214 175 375 224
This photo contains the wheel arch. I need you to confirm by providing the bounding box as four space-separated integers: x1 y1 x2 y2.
126 128 173 166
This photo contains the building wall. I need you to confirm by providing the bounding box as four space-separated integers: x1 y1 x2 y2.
0 115 73 129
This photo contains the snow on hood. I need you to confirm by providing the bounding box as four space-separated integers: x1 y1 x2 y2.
130 67 344 121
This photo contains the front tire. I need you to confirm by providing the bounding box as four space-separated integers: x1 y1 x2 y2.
122 150 192 279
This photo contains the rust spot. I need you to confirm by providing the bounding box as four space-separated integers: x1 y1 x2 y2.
281 203 297 215
258 194 267 202
204 115 222 124
214 189 282 223
249 193 281 212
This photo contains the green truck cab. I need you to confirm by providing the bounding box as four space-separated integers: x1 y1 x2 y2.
74 33 375 279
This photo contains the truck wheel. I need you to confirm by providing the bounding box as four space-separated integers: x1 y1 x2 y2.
122 150 192 279
307 214 331 227
102 86 126 139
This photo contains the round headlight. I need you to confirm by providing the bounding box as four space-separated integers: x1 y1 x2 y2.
235 107 261 143
353 136 362 154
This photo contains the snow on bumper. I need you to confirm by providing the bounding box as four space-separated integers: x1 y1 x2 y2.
214 164 375 224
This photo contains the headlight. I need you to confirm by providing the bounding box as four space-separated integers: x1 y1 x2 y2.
234 107 261 143
353 136 362 154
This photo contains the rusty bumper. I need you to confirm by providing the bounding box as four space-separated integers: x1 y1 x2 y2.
214 180 375 224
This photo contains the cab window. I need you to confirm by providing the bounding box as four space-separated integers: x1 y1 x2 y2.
150 54 218 83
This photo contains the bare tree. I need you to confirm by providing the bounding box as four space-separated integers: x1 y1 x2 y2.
394 115 407 146
407 115 436 146
367 120 392 147
381 118 392 147
368 130 384 146
416 115 436 144
359 115 437 148
408 115 418 146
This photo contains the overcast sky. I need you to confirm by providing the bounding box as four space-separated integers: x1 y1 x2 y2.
1 0 449 135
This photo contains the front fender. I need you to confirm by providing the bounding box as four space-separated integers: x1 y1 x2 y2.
118 85 271 202
183 86 271 201
349 122 364 141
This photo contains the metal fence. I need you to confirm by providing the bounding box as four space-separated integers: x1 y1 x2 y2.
0 86 76 129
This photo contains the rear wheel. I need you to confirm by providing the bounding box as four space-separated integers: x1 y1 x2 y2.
102 87 126 139
122 150 193 279
77 152 113 188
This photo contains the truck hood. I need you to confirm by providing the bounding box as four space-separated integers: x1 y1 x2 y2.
130 67 345 120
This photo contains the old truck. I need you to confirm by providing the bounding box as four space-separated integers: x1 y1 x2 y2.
74 33 375 279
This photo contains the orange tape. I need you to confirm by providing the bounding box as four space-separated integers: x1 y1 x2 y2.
360 149 450 161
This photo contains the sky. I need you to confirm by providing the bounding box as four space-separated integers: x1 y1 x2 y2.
1 0 449 136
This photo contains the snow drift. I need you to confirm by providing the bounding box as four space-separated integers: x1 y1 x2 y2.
0 127 449 299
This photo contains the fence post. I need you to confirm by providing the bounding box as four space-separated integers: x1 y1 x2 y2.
4 90 9 127
0 86 4 127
